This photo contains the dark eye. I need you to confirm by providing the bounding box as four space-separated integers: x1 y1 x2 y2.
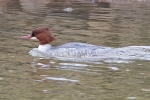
31 32 36 37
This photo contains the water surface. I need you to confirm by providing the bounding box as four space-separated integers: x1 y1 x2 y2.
0 0 150 100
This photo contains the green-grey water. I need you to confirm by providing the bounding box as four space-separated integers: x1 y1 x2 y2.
0 0 150 100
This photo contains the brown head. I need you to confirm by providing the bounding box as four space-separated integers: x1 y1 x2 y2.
21 27 55 45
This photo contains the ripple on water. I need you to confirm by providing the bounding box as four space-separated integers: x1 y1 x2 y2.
0 77 3 80
45 77 79 83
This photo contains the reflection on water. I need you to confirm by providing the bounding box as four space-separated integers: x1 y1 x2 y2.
0 0 150 100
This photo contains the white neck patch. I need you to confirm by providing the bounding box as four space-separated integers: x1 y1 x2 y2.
38 44 51 53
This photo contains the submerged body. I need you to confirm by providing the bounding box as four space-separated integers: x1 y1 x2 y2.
29 42 150 61
29 42 113 58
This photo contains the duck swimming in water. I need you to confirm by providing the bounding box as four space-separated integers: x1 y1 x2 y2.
21 27 113 58
21 27 150 62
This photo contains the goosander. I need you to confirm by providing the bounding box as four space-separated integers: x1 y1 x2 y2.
21 27 150 62
21 27 113 58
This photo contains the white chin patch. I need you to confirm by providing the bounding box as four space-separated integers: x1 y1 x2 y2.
30 37 38 40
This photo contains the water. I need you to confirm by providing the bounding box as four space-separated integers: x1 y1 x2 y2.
0 0 150 100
